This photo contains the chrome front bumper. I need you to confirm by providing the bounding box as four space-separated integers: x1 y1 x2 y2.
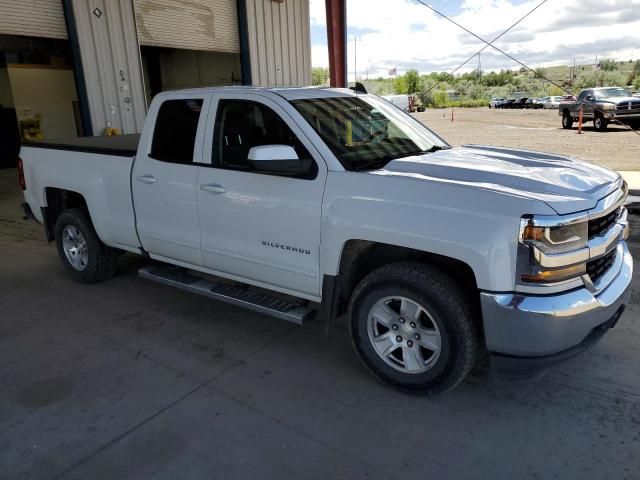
481 241 633 358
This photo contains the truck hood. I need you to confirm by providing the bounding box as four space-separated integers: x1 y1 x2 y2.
599 96 639 105
371 145 621 215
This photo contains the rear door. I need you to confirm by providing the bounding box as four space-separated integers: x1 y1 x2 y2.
196 93 327 299
132 94 209 265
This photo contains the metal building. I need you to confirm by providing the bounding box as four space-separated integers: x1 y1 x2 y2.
0 0 311 142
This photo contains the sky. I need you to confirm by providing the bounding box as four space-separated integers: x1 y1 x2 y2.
309 0 640 79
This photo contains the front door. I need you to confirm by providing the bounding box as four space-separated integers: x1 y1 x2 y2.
132 95 207 266
196 94 326 299
579 90 595 118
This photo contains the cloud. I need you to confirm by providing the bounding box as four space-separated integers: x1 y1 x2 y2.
310 0 640 78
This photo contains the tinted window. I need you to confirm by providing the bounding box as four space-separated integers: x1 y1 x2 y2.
212 100 312 172
150 99 203 163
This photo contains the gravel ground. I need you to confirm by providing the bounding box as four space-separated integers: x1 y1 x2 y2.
413 108 640 171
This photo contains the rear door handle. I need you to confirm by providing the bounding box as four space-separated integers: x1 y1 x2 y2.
136 174 157 184
200 183 227 194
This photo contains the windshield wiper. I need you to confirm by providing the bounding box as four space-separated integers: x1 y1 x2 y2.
419 145 449 153
352 158 392 172
351 145 450 171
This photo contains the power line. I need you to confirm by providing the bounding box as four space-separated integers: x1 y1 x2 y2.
417 0 549 95
414 0 640 135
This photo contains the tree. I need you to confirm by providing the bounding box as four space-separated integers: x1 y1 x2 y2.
404 69 420 94
534 67 546 79
393 75 408 94
598 58 617 71
311 67 329 86
627 60 640 85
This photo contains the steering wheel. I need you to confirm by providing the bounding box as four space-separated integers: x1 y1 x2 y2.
363 129 388 144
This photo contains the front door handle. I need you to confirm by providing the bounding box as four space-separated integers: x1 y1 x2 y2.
200 183 227 194
136 174 157 184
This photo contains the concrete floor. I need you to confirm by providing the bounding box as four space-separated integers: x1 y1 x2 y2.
1 167 639 480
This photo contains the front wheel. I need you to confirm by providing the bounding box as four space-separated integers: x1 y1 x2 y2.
55 209 118 283
594 113 608 131
348 262 479 395
562 111 574 129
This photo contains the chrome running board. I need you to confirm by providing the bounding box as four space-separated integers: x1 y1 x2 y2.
139 266 312 324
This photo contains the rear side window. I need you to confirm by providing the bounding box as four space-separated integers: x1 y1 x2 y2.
150 99 203 163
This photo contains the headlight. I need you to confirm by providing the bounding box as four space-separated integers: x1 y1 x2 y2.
600 103 615 111
521 221 588 254
518 218 589 284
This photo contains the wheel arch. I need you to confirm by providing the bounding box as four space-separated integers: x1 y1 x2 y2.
43 187 90 241
331 240 481 328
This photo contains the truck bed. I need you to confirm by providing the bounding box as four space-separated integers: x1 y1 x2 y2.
23 134 140 157
20 137 141 253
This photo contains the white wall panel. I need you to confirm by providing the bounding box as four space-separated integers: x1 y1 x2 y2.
71 0 146 135
245 0 311 87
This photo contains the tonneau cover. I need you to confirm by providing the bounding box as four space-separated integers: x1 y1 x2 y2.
22 134 140 157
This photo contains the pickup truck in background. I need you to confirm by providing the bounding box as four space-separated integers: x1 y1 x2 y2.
560 87 640 130
19 87 633 394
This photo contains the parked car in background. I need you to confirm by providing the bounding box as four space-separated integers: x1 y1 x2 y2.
18 86 633 394
514 97 529 109
560 87 640 130
489 97 505 108
544 96 563 109
382 94 410 112
497 98 517 109
525 98 544 109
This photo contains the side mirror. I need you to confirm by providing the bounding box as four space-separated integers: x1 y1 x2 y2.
586 95 594 101
247 145 310 175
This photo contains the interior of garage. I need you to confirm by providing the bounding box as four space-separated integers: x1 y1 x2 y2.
0 34 82 166
0 35 81 140
140 46 242 104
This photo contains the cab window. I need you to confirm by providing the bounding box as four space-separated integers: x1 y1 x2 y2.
212 99 316 178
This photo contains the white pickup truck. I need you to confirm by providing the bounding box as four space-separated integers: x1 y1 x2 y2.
19 87 632 394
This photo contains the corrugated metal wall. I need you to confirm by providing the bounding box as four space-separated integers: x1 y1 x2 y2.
0 0 68 39
134 0 239 53
71 0 146 134
245 0 311 86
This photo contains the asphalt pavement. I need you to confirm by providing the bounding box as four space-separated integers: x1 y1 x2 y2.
1 168 639 480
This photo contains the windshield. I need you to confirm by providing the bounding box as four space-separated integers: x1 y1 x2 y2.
595 88 630 99
290 95 448 171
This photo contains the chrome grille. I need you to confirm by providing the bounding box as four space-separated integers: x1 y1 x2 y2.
588 207 620 238
587 249 617 284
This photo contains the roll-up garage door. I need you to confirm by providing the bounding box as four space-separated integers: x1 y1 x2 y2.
133 0 240 53
0 0 68 39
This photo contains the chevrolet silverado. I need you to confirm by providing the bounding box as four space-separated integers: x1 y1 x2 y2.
19 87 633 394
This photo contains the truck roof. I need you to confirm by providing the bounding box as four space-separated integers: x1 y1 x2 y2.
157 86 359 101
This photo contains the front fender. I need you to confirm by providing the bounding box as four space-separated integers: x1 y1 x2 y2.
320 171 556 292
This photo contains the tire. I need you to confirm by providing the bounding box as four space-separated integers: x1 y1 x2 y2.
594 113 608 131
348 262 479 395
562 111 574 129
54 209 118 283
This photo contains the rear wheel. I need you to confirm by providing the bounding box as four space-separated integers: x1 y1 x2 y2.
594 113 608 131
349 262 479 395
562 111 574 129
55 209 118 283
